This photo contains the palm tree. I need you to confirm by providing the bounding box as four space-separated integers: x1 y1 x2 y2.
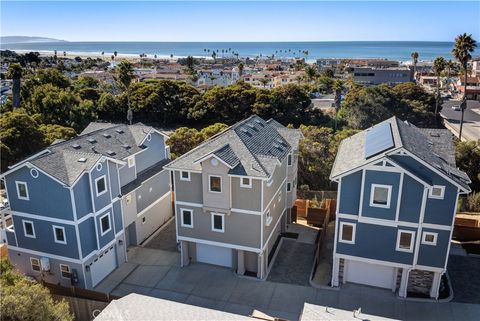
114 51 118 59
115 60 135 124
305 65 317 83
238 62 244 78
7 64 22 108
259 77 269 88
452 33 477 140
432 57 446 115
411 52 419 81
445 60 455 78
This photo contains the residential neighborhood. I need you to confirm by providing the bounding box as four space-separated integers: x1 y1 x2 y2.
0 1 479 321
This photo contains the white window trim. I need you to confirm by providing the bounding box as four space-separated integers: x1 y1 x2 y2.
287 153 293 166
16 181 29 200
369 184 392 209
59 264 71 279
52 225 67 244
127 156 135 168
240 177 252 188
339 222 356 244
180 171 191 182
180 208 194 228
30 257 40 272
267 176 274 187
211 212 225 233
429 185 445 199
99 212 112 236
422 232 438 246
208 175 222 193
287 182 292 192
95 175 108 197
22 220 36 238
396 230 415 253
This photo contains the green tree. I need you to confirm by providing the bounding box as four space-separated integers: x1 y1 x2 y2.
115 60 135 92
0 110 45 171
7 64 22 108
432 56 446 114
456 139 480 192
452 33 477 140
186 55 195 73
304 65 317 83
0 259 74 321
39 124 77 145
238 62 244 77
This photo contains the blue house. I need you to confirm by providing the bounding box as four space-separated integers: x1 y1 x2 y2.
330 117 470 299
1 122 172 288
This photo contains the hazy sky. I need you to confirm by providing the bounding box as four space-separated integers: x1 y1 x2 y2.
2 1 479 42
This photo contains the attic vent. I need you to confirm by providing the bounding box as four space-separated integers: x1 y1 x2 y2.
103 133 111 138
430 133 440 138
122 144 131 149
247 123 259 132
254 119 265 127
87 137 96 143
241 128 253 137
115 129 124 134
106 150 116 156
78 157 87 163
71 143 81 149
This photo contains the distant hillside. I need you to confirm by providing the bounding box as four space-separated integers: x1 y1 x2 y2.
1 36 67 44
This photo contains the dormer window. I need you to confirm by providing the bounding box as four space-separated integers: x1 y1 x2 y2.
209 175 222 193
429 185 445 199
287 154 293 166
180 171 191 181
240 177 252 188
370 184 392 208
16 181 29 200
95 175 107 196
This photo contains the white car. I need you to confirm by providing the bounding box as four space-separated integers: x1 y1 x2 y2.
451 105 461 111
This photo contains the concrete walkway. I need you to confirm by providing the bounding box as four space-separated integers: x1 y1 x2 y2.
94 243 480 320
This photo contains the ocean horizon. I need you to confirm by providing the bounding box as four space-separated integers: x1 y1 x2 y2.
1 41 467 61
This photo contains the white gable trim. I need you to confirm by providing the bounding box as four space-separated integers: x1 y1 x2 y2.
193 153 235 169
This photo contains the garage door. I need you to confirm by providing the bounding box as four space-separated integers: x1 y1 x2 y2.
345 260 395 289
196 243 232 267
91 246 117 287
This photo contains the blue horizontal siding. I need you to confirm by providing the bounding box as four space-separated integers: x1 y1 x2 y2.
398 174 424 223
339 171 362 215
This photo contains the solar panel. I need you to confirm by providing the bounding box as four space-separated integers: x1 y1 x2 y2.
364 122 395 159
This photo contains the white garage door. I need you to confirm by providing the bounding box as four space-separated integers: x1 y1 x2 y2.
91 246 117 287
345 260 395 289
196 243 232 267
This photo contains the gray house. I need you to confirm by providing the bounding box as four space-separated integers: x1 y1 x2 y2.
352 67 412 85
164 116 302 279
1 122 172 288
330 117 470 298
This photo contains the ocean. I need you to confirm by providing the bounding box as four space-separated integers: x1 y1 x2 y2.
1 41 464 62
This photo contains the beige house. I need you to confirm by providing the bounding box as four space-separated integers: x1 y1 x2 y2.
164 116 302 279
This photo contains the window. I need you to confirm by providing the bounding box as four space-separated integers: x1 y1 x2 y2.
266 210 272 226
95 175 107 196
339 222 356 244
180 171 191 181
53 226 66 244
429 185 445 199
30 168 39 178
181 209 193 228
287 154 293 166
422 232 438 246
22 220 35 238
127 156 135 168
240 177 252 188
211 213 225 232
370 184 392 208
16 181 29 200
209 175 222 193
60 264 71 279
396 230 415 252
30 258 41 272
287 182 292 192
100 213 111 236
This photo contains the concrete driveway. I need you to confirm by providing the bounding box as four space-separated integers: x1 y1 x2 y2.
95 246 480 321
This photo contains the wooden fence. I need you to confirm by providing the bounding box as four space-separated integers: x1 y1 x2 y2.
42 281 120 302
53 295 109 321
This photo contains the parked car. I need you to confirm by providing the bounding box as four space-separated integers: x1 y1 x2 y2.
452 105 461 111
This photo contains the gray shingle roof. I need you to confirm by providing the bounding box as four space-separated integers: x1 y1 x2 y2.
331 117 470 192
165 116 302 178
12 122 166 187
